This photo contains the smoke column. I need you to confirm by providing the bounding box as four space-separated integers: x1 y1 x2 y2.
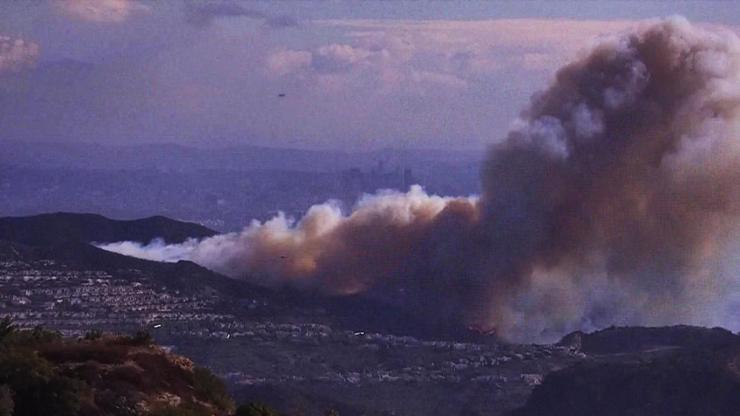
100 18 740 342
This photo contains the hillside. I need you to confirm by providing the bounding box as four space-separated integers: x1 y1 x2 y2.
512 342 740 416
557 325 738 354
0 213 216 246
512 327 740 416
0 237 267 302
0 321 237 416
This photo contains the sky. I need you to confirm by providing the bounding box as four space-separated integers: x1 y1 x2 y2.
1 0 739 151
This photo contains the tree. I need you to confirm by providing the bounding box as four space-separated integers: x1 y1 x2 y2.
148 404 205 416
128 330 154 346
0 349 81 416
192 367 234 412
0 385 13 416
28 326 60 345
84 329 103 341
235 402 280 416
0 318 16 343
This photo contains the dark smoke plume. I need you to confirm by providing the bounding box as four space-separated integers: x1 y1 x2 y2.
100 18 740 342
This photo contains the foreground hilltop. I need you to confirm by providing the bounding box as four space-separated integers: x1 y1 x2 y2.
0 320 237 416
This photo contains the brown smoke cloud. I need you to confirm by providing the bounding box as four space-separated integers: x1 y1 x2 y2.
100 18 740 342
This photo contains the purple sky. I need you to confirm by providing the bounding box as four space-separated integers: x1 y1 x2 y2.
1 1 739 150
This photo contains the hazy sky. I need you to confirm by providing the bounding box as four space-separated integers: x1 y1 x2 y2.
1 0 739 150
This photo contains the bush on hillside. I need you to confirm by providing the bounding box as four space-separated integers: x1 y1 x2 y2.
148 403 209 416
235 402 281 416
128 330 154 346
84 329 103 341
0 318 15 342
0 385 12 416
0 347 83 416
193 367 235 413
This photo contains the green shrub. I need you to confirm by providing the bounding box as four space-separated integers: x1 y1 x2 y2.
84 329 103 341
28 326 61 345
0 324 61 349
0 385 12 416
0 318 16 343
148 403 208 416
0 349 82 416
192 367 234 412
235 402 281 416
128 330 154 346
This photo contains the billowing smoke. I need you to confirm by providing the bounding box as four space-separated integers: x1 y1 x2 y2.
99 18 740 342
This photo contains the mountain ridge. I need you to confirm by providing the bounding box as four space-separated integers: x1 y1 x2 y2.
0 212 216 246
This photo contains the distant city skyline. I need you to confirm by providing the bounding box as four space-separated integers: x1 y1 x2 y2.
1 1 738 150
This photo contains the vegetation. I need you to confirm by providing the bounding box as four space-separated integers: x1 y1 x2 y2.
0 317 16 341
0 385 12 416
84 329 103 341
0 317 246 416
127 330 154 346
193 367 235 412
148 404 214 416
0 322 81 416
235 402 281 416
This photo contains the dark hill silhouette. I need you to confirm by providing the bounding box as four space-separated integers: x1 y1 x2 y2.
0 212 216 245
513 339 740 416
0 238 273 302
558 325 738 355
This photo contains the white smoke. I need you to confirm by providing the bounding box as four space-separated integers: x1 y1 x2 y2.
97 238 199 263
101 185 478 291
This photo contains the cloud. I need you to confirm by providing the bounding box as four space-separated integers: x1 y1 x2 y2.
316 18 641 73
265 41 468 94
266 49 312 76
0 35 39 73
263 18 643 96
313 43 375 73
6 13 734 150
184 1 298 28
410 70 468 89
57 0 149 23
